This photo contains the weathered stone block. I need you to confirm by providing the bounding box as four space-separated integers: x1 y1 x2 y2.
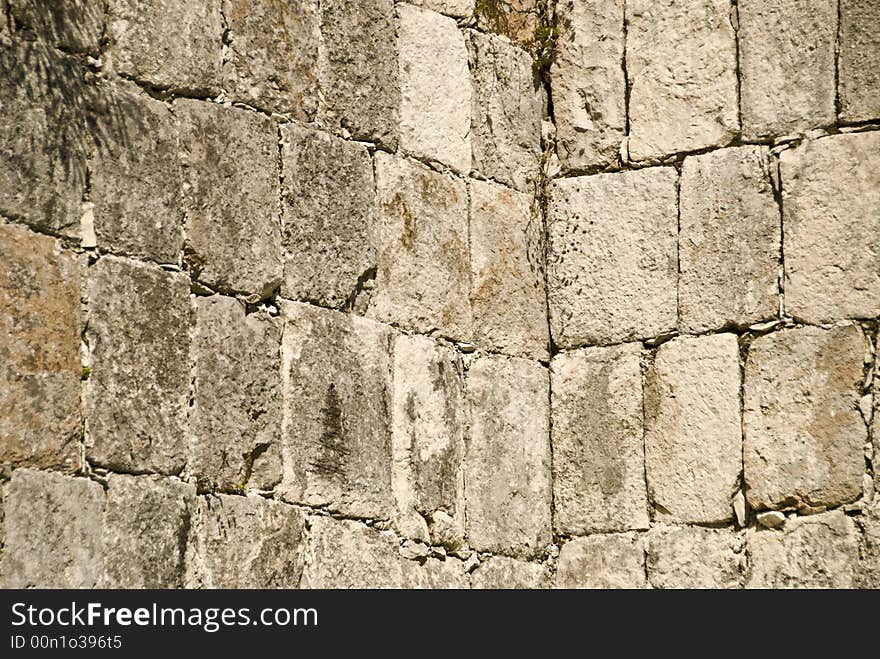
0 469 104 588
474 0 539 47
469 179 548 359
0 41 87 237
408 0 474 17
551 343 648 535
187 494 305 588
547 167 678 347
465 355 551 558
370 153 471 341
743 324 866 510
627 0 738 160
551 0 625 171
88 83 183 264
318 0 399 147
222 0 319 117
190 296 282 493
391 335 465 544
555 533 646 589
413 558 470 589
780 133 880 323
0 224 81 473
679 146 780 333
9 0 104 53
839 0 880 123
645 333 741 524
738 0 836 139
647 527 743 589
856 503 880 589
107 0 223 94
280 124 376 309
471 557 549 589
177 100 281 299
280 302 394 519
102 474 194 588
398 3 471 172
86 257 191 475
747 510 859 588
467 29 541 192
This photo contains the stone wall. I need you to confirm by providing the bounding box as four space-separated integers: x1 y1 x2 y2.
0 0 878 588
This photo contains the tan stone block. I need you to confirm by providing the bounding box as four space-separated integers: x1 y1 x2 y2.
647 526 744 589
555 533 646 589
839 0 880 123
471 556 549 589
474 0 539 47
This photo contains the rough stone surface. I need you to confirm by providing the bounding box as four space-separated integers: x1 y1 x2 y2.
467 29 542 192
280 124 375 309
416 557 470 589
679 146 780 333
9 0 104 53
556 534 646 589
103 474 195 588
647 526 744 589
645 333 741 524
548 167 678 347
839 0 880 123
187 494 305 588
190 296 282 493
0 41 87 237
465 355 551 558
627 0 738 160
552 343 648 535
738 0 836 139
551 0 625 171
469 179 548 359
0 469 104 588
474 0 539 47
0 224 81 473
409 0 474 18
780 133 880 323
89 83 183 264
856 503 880 588
747 510 859 588
370 153 471 341
280 302 394 519
391 335 465 545
743 324 867 510
177 100 281 298
471 557 549 589
86 257 191 475
398 3 471 172
318 0 399 148
107 0 223 93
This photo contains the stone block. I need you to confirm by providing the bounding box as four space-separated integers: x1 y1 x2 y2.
856 503 880 589
318 0 399 147
645 333 741 524
679 145 780 333
413 558 470 589
738 0 836 138
102 474 195 588
474 0 539 47
190 296 283 493
839 0 880 123
370 153 471 341
465 355 551 558
88 83 183 264
743 324 866 510
471 557 549 589
188 494 305 588
780 132 880 323
627 0 738 160
9 0 104 53
0 224 81 472
555 533 646 589
0 469 104 588
408 0 474 18
747 510 859 588
551 0 625 171
391 334 466 545
86 257 191 475
280 302 394 520
398 3 471 172
647 526 744 589
547 167 678 347
467 29 542 192
107 0 223 94
551 343 648 535
469 178 548 359
177 100 281 299
280 124 376 308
